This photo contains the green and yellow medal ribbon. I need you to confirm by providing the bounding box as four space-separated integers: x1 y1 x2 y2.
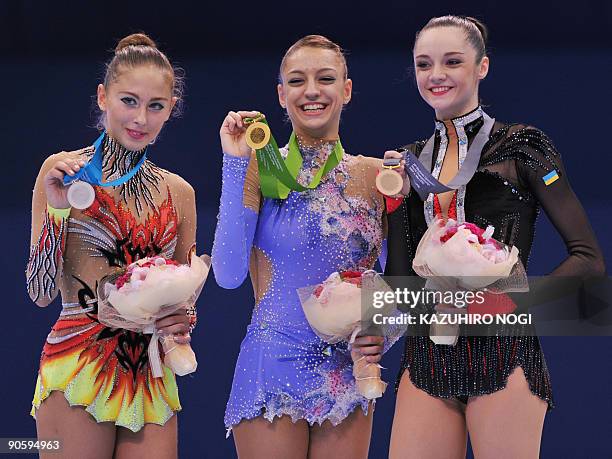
244 114 343 199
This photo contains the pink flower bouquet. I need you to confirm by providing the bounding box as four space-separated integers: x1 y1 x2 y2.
414 219 526 291
298 270 400 400
413 219 528 345
97 253 210 377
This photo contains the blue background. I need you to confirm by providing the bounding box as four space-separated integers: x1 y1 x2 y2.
1 1 611 457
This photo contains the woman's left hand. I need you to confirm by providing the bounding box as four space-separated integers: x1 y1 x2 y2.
155 307 190 337
352 335 385 364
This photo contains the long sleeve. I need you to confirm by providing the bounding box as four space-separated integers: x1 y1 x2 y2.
383 143 423 278
212 153 260 289
377 197 390 272
516 128 605 277
26 154 69 307
384 198 414 277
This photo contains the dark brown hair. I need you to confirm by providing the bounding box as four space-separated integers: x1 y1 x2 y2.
279 35 348 81
415 16 488 62
103 33 184 116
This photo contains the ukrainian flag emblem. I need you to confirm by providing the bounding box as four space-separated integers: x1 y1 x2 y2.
542 169 559 186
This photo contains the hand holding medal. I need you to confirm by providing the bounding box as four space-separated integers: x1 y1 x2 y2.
243 112 344 200
219 110 262 159
243 113 270 150
43 155 87 210
61 132 148 210
377 151 411 197
66 181 96 210
221 110 345 199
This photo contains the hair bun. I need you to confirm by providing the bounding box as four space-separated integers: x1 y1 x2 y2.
115 33 157 53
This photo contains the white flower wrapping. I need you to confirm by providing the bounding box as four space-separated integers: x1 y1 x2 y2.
413 219 525 291
97 253 211 378
298 272 362 344
297 271 404 400
413 219 528 345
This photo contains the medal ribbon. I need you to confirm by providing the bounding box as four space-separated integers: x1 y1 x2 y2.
248 118 343 199
63 132 148 187
400 112 495 200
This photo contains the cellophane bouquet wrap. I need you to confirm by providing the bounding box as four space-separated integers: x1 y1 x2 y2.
297 270 405 400
97 253 211 377
413 219 528 345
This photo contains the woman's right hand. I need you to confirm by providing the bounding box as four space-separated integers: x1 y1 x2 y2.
43 156 85 209
383 150 411 196
220 110 261 158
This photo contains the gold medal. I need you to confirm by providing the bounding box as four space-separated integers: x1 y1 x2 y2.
245 121 271 150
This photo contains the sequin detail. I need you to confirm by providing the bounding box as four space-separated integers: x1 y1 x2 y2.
99 135 165 217
213 148 388 434
26 210 67 303
480 125 561 173
70 186 177 266
30 181 184 431
398 336 553 409
387 116 558 408
425 107 483 225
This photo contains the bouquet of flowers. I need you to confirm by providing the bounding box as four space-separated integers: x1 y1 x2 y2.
97 253 211 377
298 270 404 400
413 219 527 345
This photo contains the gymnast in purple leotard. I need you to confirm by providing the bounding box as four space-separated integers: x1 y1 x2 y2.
212 35 400 458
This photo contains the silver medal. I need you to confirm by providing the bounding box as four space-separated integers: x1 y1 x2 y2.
67 181 95 209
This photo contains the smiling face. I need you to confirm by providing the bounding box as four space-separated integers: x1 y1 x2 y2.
97 65 177 151
277 47 352 140
413 26 489 120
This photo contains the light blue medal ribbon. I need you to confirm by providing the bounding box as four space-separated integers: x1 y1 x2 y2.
63 132 148 187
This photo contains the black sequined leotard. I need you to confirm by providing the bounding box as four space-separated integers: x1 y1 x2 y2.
385 107 605 407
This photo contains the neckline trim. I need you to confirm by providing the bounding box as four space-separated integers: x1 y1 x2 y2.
435 106 483 132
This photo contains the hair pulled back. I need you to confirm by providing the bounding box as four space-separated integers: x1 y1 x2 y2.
279 34 348 81
415 16 488 62
102 33 184 117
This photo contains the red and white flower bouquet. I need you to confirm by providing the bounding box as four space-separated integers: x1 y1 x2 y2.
414 219 526 290
413 219 528 345
97 253 210 377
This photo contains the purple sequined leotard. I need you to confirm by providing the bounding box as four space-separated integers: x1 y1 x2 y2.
212 143 393 434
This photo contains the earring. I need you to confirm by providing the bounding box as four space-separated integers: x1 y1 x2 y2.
149 137 157 145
